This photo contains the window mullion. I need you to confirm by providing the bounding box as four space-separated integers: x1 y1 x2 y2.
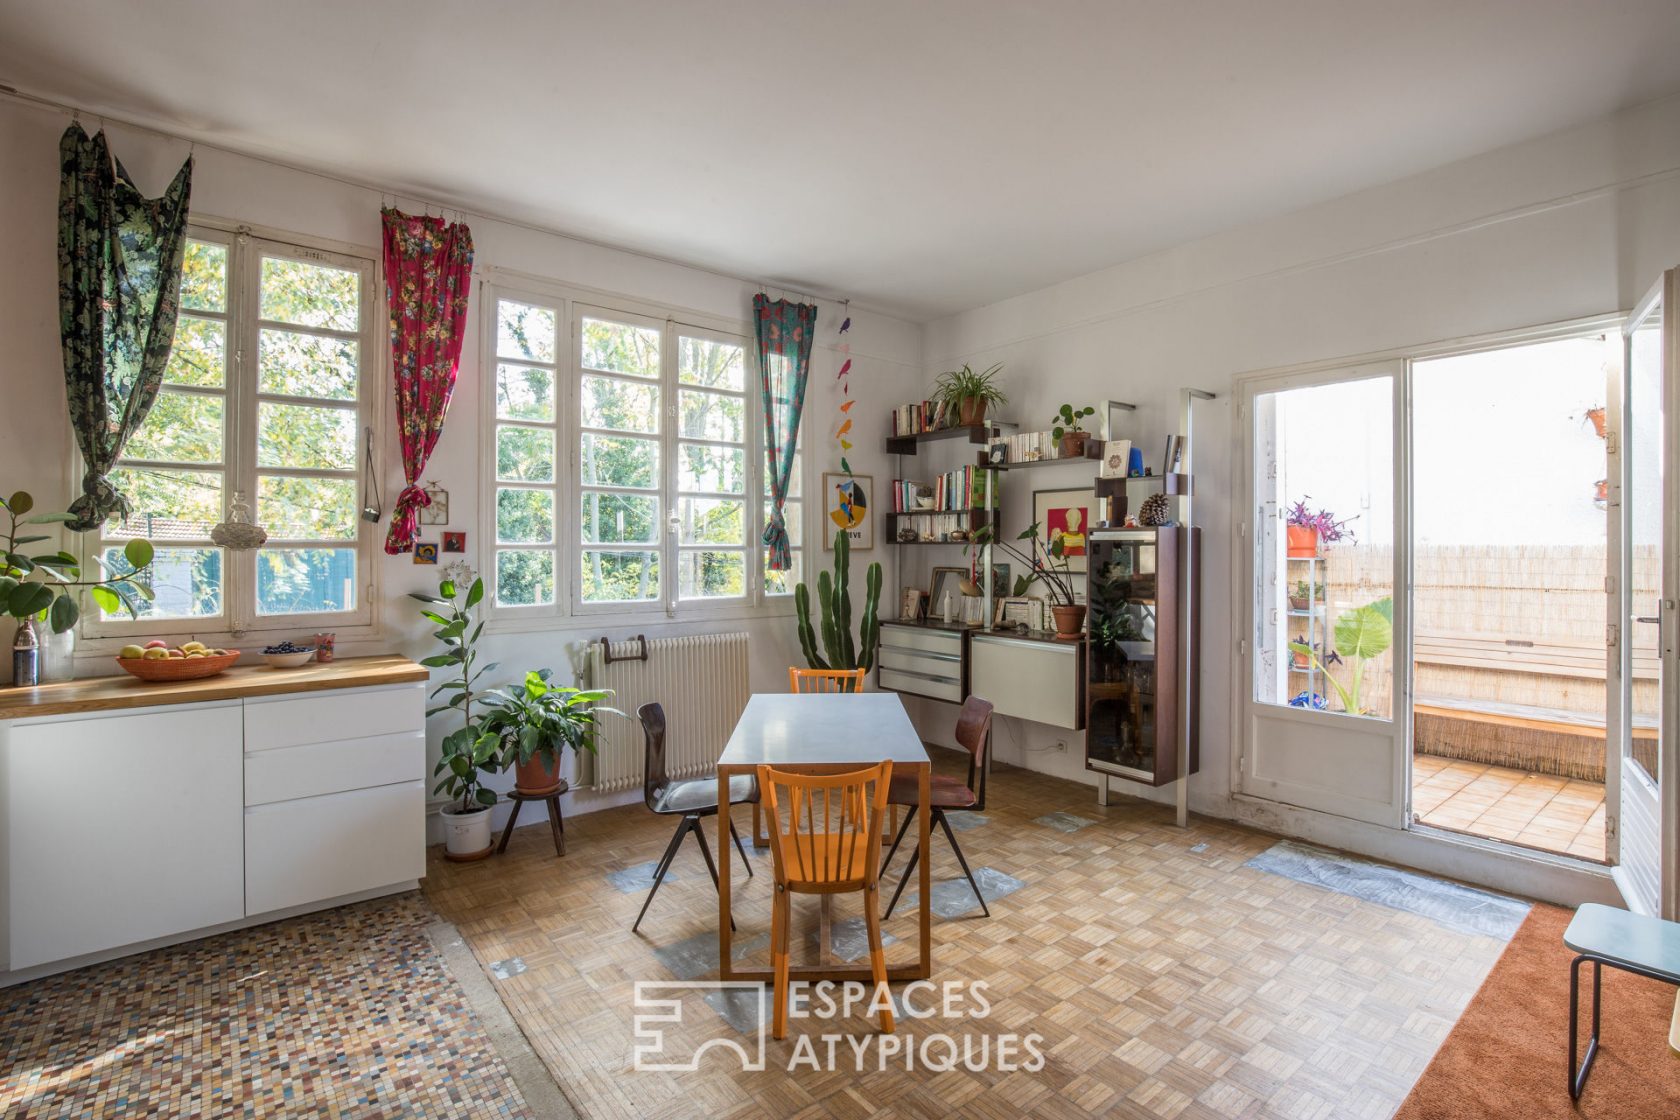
662 321 678 615
228 231 261 634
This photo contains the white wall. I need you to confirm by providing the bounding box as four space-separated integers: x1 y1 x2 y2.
0 95 922 832
911 93 1680 901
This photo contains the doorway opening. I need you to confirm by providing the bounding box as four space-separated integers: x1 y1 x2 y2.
1409 335 1620 861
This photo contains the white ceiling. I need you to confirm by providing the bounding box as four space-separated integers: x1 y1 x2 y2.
3 0 1679 320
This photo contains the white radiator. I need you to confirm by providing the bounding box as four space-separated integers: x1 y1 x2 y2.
583 632 750 793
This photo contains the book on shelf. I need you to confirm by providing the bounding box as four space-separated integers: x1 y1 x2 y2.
986 429 1074 465
889 467 1000 513
890 398 954 436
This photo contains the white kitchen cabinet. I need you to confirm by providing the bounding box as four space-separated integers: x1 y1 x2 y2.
245 780 425 916
1 702 245 970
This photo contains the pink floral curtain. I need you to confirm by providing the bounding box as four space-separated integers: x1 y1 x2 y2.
381 208 473 554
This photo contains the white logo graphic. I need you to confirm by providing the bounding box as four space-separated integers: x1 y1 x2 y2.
632 981 767 1072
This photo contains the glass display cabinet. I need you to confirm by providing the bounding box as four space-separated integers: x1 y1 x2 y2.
1084 526 1200 787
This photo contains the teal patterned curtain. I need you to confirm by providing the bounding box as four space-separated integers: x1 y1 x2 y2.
58 124 193 531
754 294 817 570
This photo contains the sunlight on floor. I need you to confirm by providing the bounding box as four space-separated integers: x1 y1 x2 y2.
1413 755 1605 861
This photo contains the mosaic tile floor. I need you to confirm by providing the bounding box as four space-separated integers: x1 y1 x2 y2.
0 893 535 1119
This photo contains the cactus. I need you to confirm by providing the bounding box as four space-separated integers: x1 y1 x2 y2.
792 528 883 671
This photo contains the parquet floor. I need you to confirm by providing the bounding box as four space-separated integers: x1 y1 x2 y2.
424 756 1514 1120
1412 755 1605 861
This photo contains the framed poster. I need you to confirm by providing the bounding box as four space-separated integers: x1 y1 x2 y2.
821 472 873 550
1034 486 1095 573
899 587 928 621
929 566 968 620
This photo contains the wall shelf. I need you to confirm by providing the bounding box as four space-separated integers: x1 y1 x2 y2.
885 424 1000 456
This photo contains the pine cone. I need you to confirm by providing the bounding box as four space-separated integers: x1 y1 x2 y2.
1138 492 1171 526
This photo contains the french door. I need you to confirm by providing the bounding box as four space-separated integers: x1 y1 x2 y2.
1611 268 1680 919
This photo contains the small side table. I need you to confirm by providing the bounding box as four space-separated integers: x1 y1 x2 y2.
1563 902 1680 1099
496 780 569 857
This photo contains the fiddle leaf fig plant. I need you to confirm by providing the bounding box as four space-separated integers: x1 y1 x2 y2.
411 572 503 813
1290 596 1393 716
1 489 152 632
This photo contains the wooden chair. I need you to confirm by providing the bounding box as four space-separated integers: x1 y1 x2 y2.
752 667 870 847
788 667 866 693
757 761 895 1040
880 696 993 920
631 703 755 934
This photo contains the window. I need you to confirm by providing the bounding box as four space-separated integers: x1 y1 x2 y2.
92 228 376 635
484 284 804 616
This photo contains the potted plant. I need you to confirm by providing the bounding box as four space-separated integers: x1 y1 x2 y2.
932 362 1007 428
1051 404 1097 459
1581 404 1608 439
1284 498 1358 558
411 570 500 860
1290 597 1392 716
970 521 1084 639
2 489 153 683
1288 580 1312 611
478 669 620 796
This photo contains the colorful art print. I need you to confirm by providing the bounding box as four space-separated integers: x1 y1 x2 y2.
899 587 928 621
1034 487 1093 573
442 531 466 553
822 472 873 550
413 542 439 564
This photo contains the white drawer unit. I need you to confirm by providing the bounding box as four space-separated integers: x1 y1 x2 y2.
245 730 425 806
245 781 426 916
876 622 967 703
244 683 424 751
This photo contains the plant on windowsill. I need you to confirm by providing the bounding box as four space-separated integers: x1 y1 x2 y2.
477 669 621 799
2 489 154 686
1051 404 1097 459
931 362 1007 428
1285 497 1358 558
1290 597 1393 717
411 571 501 860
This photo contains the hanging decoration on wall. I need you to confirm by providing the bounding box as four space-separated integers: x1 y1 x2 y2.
57 123 194 532
381 207 473 554
755 293 817 571
833 301 855 476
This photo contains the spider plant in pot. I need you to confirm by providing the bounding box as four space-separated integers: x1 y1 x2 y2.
412 572 500 860
1051 403 1096 458
932 362 1007 428
970 520 1083 639
477 669 621 797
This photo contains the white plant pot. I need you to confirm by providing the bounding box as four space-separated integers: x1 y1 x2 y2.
441 804 493 860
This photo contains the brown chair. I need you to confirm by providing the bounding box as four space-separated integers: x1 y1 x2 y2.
788 667 866 693
758 761 895 1040
632 702 755 934
880 696 994 919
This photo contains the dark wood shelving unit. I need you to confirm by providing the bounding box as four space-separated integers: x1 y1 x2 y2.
885 424 1000 456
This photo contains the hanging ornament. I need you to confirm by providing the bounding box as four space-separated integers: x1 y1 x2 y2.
211 490 268 551
833 301 855 475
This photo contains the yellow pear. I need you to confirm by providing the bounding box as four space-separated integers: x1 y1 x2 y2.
118 644 146 659
141 647 170 661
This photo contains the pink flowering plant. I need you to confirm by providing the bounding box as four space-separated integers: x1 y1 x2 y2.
1285 497 1358 545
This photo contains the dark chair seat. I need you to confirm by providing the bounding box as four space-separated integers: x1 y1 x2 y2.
654 773 757 816
886 772 977 810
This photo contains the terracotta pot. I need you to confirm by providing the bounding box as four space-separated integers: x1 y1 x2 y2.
1593 478 1609 502
1058 432 1088 459
958 395 988 427
514 752 563 796
1288 597 1310 612
1285 525 1320 558
1586 407 1607 439
1050 604 1087 641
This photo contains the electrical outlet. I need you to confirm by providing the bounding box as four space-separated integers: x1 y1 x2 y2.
1051 738 1067 753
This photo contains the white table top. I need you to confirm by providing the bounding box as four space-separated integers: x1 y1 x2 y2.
719 692 930 768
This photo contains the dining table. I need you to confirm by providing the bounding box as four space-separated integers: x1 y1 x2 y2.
715 691 933 982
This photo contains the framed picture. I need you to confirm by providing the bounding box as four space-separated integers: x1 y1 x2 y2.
442 531 466 553
821 472 873 550
929 566 968 620
988 562 1010 597
899 587 928 621
419 483 449 526
1034 486 1094 573
412 542 439 565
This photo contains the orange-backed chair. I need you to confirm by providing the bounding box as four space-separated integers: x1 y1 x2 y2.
788 667 866 693
880 696 994 920
758 761 895 1040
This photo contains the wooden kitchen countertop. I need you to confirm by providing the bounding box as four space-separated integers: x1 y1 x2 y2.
0 655 429 720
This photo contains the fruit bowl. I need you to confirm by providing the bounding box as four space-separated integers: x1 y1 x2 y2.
116 650 241 682
262 648 316 669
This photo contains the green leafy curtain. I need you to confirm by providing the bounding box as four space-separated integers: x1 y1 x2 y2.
58 124 193 532
754 294 816 571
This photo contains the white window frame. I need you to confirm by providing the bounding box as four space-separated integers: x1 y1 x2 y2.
480 275 807 625
83 220 381 641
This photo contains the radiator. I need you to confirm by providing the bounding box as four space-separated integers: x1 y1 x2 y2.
582 632 750 793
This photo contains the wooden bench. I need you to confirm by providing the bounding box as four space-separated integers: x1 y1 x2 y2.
1563 903 1680 1099
1414 697 1657 783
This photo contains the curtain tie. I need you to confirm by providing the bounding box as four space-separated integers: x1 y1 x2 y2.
763 507 791 572
385 483 432 555
65 469 131 533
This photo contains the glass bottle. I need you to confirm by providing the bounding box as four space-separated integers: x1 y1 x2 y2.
12 618 40 688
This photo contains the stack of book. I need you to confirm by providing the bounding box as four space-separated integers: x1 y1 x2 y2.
987 430 1064 464
890 398 953 436
889 468 1000 513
